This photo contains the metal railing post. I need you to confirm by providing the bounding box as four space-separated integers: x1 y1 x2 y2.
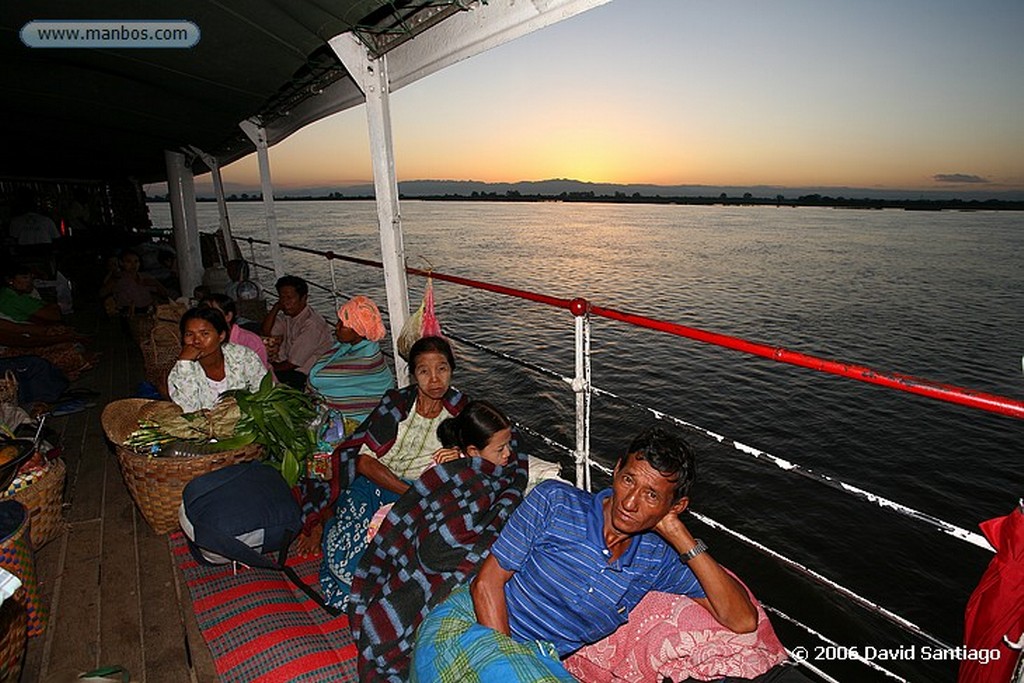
326 251 340 311
570 298 592 491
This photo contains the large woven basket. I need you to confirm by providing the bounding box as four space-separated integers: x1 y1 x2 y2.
1 458 66 550
101 399 262 534
0 501 46 637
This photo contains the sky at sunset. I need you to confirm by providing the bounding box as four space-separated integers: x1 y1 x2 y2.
196 0 1024 195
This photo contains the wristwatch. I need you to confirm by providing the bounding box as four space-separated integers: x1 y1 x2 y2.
680 538 708 562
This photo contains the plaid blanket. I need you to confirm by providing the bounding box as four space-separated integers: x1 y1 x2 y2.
349 436 528 682
410 586 575 683
300 385 467 534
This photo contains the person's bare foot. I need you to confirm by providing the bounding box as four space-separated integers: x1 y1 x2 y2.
293 524 323 558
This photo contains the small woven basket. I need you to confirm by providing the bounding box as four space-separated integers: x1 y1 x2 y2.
101 399 262 534
0 371 17 406
0 596 26 682
126 313 156 344
2 458 67 550
141 311 183 396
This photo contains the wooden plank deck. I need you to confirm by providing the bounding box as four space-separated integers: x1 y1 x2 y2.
19 306 217 683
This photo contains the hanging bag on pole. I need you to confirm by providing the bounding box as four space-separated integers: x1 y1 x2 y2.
397 275 443 360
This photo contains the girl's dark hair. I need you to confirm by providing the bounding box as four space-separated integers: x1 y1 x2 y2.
179 306 230 339
408 336 455 379
200 292 237 320
437 400 511 453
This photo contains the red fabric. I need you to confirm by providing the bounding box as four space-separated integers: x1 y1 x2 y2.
420 278 442 338
960 506 1024 683
564 581 787 682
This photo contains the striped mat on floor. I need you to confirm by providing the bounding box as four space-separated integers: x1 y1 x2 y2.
169 532 358 682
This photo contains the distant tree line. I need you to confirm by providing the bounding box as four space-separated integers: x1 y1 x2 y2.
147 191 1024 211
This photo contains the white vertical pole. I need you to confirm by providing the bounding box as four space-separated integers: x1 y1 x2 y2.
583 309 592 491
570 298 592 490
164 150 202 299
239 119 284 280
209 158 240 261
330 34 410 381
189 146 240 263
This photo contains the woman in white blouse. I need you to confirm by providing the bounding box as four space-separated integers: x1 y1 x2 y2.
167 307 268 412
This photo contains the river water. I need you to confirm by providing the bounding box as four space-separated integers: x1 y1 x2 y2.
150 200 1023 681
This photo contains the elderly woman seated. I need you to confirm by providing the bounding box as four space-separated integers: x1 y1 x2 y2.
298 336 466 608
306 295 395 430
167 307 268 412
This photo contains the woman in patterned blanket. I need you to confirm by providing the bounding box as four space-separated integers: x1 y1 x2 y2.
299 336 469 609
349 400 528 683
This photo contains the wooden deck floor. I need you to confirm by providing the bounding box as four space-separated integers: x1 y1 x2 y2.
20 307 217 683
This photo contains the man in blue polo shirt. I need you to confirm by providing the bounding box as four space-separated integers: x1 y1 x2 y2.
476 425 756 650
411 427 759 681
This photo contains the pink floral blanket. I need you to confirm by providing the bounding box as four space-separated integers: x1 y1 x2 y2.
564 587 787 682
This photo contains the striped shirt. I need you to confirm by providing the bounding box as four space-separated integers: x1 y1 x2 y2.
491 480 706 657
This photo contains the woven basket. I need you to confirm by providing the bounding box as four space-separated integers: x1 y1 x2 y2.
2 458 66 550
0 371 17 406
101 399 262 534
140 327 181 396
0 593 26 681
0 501 46 637
127 313 156 344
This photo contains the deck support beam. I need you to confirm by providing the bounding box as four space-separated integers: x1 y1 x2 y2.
239 120 285 280
163 149 202 299
189 147 239 262
330 34 410 380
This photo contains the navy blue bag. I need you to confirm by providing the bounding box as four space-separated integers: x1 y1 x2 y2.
179 461 340 614
180 461 298 568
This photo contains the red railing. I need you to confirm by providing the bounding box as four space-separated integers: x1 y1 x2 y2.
250 237 1024 420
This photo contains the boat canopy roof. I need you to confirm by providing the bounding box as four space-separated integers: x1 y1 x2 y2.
2 0 592 184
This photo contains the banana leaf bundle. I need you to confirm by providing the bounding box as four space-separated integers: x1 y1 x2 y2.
223 374 317 486
123 398 250 455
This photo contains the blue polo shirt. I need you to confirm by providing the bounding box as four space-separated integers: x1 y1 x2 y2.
490 480 705 656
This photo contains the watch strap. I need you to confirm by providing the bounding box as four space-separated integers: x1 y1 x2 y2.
680 538 708 562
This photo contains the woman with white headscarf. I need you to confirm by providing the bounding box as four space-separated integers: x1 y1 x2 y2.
307 295 395 428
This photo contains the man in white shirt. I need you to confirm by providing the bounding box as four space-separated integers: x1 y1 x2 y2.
260 275 333 389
